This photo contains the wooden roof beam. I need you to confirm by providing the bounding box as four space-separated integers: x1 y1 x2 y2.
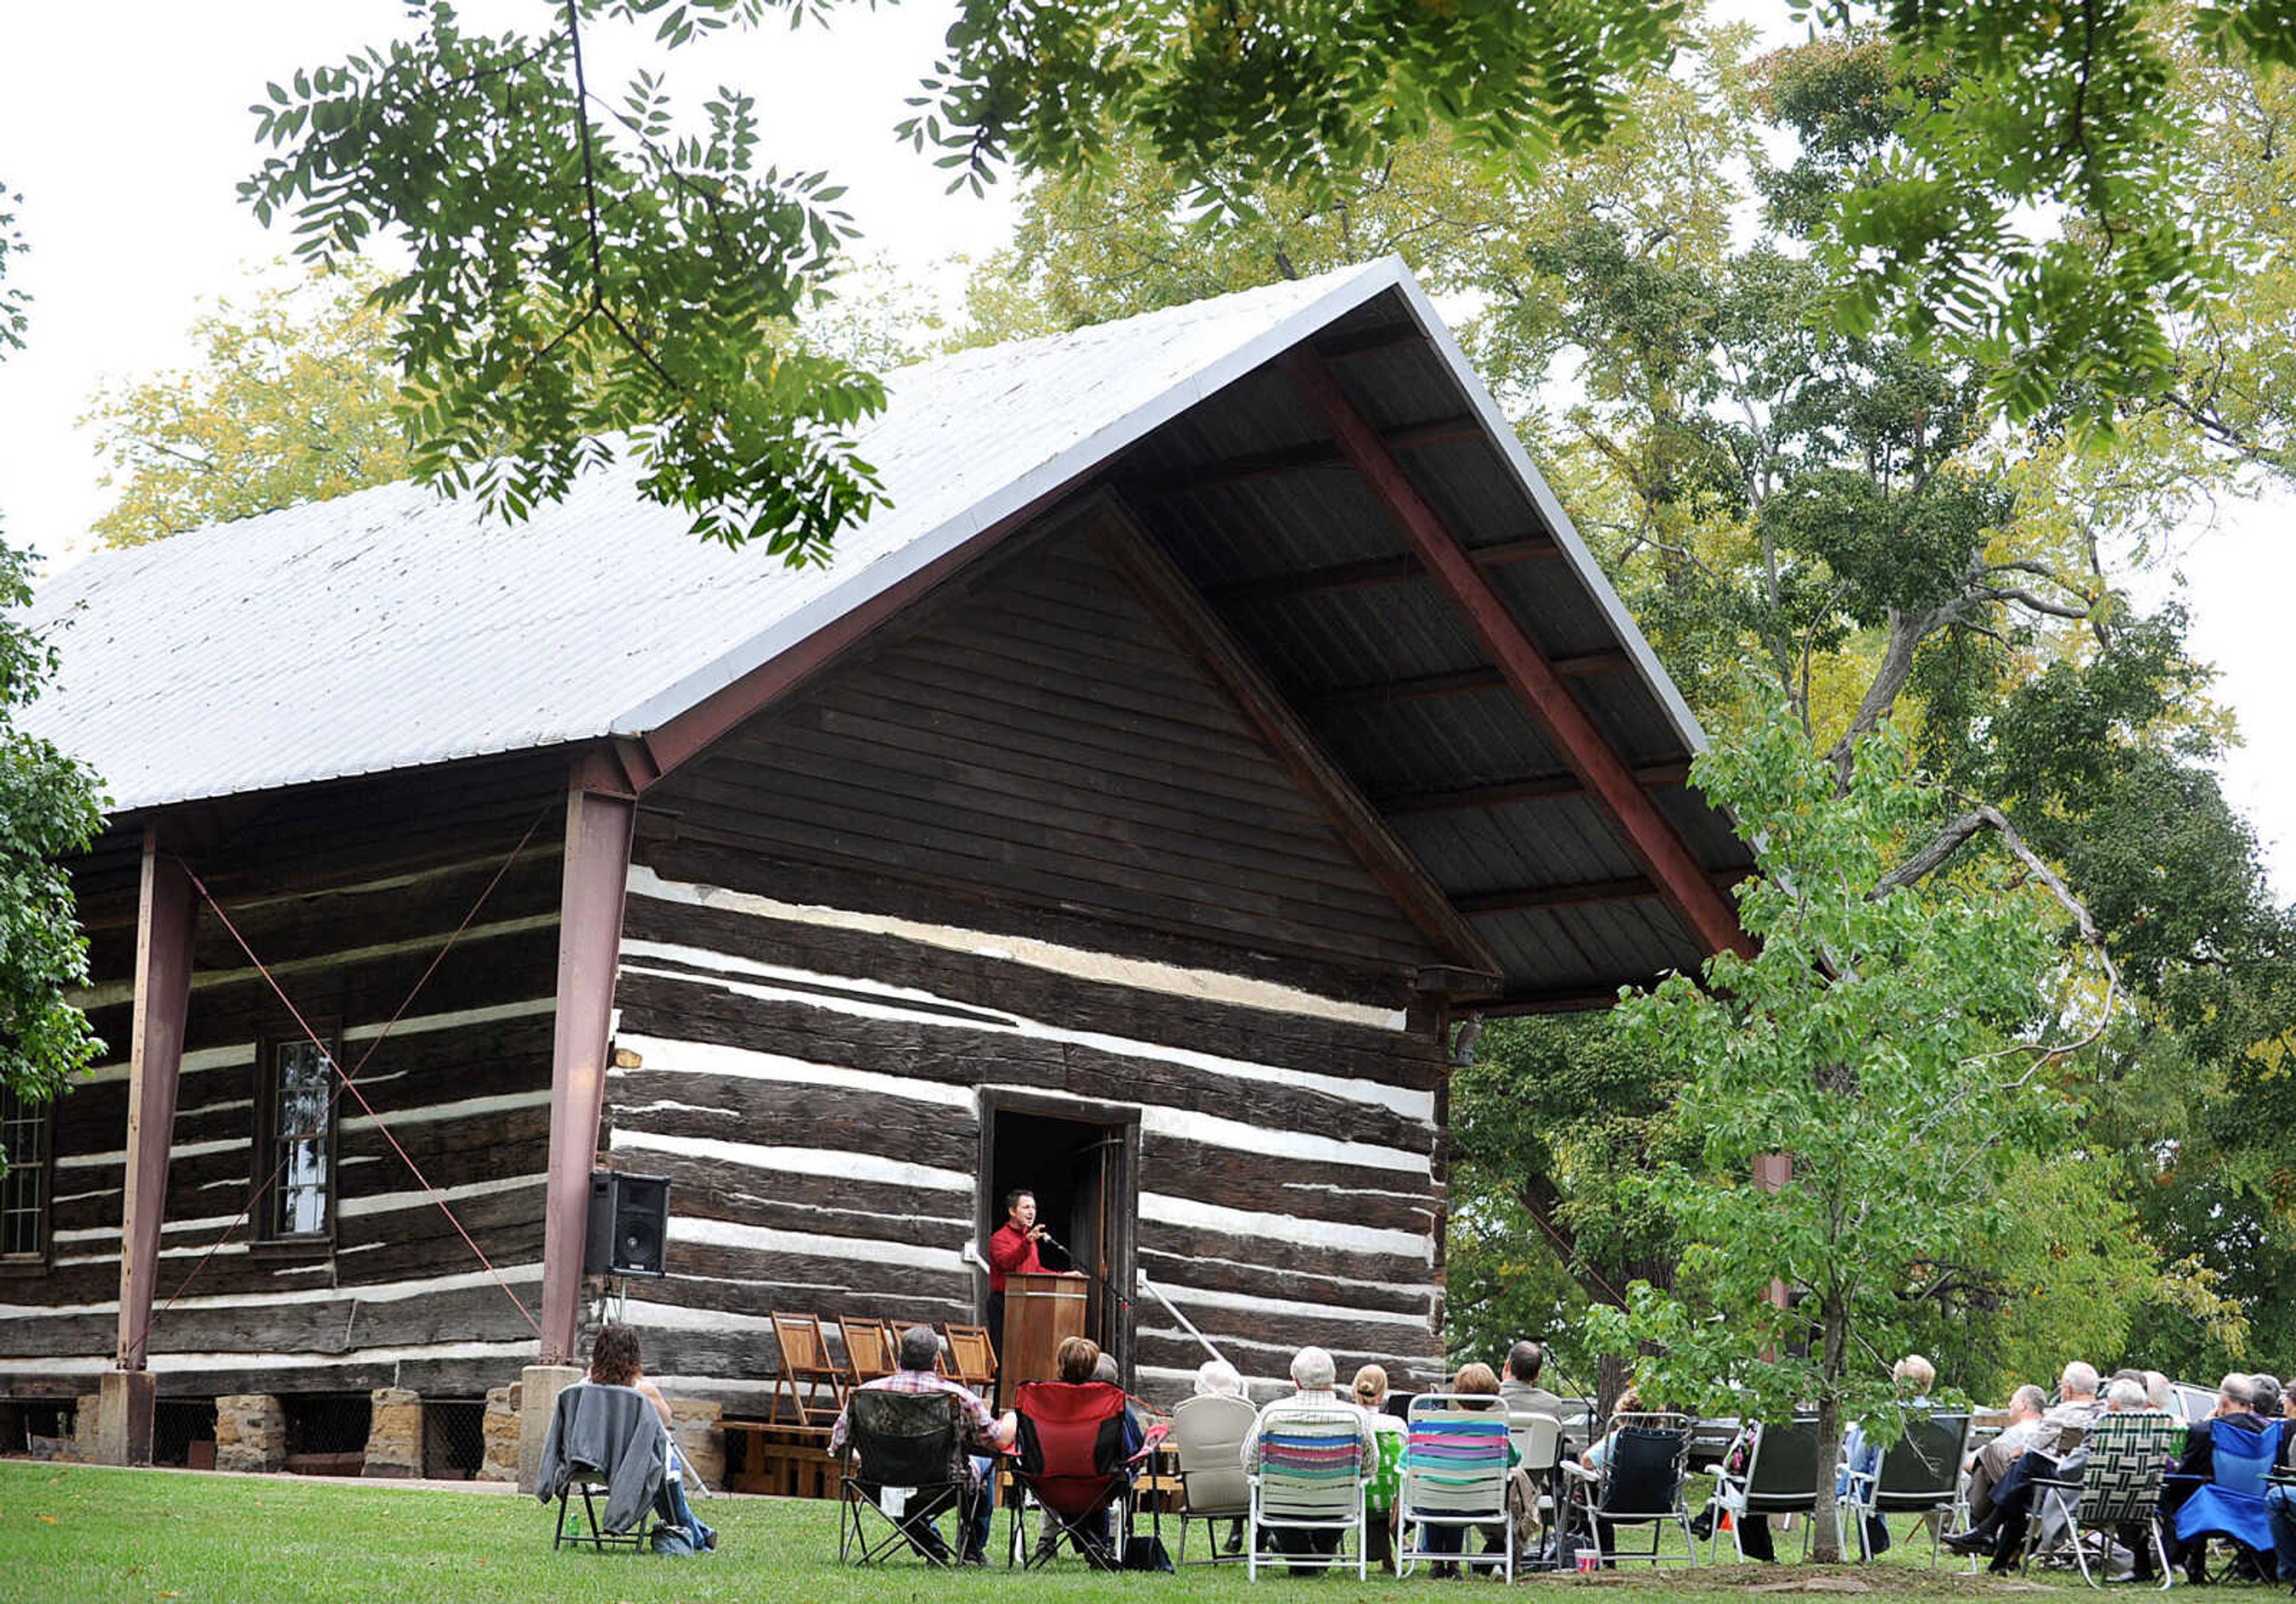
1372 762 1693 815
1204 535 1561 607
1452 868 1742 916
1123 415 1483 500
1297 650 1630 716
1279 346 1755 962
1484 985 1641 1016
1091 499 1504 986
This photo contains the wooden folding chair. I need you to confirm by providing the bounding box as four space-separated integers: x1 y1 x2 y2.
839 1315 900 1387
942 1324 997 1393
771 1312 847 1426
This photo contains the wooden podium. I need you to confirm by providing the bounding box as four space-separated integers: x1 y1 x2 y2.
999 1272 1088 1392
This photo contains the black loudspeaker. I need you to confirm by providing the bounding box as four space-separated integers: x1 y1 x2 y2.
585 1170 671 1278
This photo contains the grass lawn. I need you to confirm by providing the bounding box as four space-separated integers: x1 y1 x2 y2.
0 1461 2069 1603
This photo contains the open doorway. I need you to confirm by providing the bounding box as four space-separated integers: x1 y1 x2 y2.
978 1090 1139 1378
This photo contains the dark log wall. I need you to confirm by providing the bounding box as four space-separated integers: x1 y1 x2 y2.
622 536 1454 1404
643 536 1445 994
0 754 567 1400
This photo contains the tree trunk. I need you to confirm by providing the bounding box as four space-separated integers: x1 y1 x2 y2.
1595 1353 1631 1422
1810 1303 1849 1563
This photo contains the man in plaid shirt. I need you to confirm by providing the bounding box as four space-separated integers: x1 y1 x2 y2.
831 1324 1016 1564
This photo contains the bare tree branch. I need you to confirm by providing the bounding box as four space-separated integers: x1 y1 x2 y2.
1875 801 2124 1068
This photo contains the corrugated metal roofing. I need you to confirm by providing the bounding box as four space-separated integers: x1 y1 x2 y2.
21 256 1751 1003
23 265 1417 812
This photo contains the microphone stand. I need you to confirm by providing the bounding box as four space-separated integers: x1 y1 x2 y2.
1039 1231 1141 1370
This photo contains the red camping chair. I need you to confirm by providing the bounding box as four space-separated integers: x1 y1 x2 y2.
1010 1380 1134 1570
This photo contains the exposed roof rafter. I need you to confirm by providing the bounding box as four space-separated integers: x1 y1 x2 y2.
1202 535 1560 607
1278 346 1755 963
1372 763 1692 815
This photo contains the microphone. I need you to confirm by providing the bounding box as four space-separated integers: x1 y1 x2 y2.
1037 1228 1068 1257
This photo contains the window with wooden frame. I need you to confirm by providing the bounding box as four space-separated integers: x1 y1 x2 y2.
255 1031 340 1244
0 1087 52 1269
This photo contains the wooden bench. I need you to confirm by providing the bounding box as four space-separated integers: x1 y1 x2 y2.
720 1420 842 1499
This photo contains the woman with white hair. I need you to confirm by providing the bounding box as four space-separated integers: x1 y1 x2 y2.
1194 1358 1244 1398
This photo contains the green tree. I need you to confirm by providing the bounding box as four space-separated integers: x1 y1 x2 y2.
0 184 108 1105
248 1 2295 560
245 1 886 561
84 267 413 546
970 26 2296 1394
1586 709 2077 1563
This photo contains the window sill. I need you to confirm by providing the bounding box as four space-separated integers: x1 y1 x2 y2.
246 1236 335 1265
0 1254 53 1279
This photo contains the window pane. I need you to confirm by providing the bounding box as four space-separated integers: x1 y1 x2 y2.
267 1040 335 1237
0 1087 44 1256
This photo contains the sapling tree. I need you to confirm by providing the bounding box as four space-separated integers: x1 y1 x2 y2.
1585 705 2089 1563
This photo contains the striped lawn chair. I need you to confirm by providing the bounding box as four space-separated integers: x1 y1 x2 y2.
1246 1405 1369 1579
1397 1394 1516 1580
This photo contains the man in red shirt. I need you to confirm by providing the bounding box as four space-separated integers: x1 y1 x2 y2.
985 1187 1049 1363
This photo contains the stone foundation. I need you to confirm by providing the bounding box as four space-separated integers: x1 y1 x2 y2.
71 1394 100 1464
478 1383 521 1483
518 1365 581 1493
362 1387 423 1478
215 1394 287 1474
670 1397 723 1489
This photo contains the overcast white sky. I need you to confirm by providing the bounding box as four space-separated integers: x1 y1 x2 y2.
0 2 2287 896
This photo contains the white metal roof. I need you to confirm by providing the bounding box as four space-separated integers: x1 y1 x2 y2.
21 258 1705 814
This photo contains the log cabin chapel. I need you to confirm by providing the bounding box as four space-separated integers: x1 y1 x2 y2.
1 259 1752 1483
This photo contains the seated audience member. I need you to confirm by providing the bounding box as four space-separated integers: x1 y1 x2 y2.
2265 1379 2296 1584
1500 1341 1565 1421
2144 1371 2177 1414
1024 1336 1138 1563
1964 1383 2053 1521
1412 1362 1519 1576
1243 1345 1378 1576
1195 1358 1245 1399
1836 1354 1938 1557
830 1322 1016 1566
585 1322 716 1555
2252 1372 2283 1423
1580 1385 1645 1474
1192 1358 1250 1556
1949 1373 2147 1572
1354 1364 1406 1571
2161 1371 2270 1584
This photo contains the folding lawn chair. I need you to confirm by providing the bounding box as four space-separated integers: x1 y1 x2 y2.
1396 1393 1516 1581
943 1324 997 1394
538 1382 668 1553
2025 1410 2184 1588
770 1311 847 1426
1559 1411 1694 1567
1709 1416 1822 1563
2168 1416 2285 1583
1170 1392 1257 1565
1508 1411 1565 1569
1245 1403 1370 1579
838 1315 900 1388
1840 1411 1971 1566
1011 1379 1134 1570
838 1388 968 1566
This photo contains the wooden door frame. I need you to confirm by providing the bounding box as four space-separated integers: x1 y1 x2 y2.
975 1087 1141 1385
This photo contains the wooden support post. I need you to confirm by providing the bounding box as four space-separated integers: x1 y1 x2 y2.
538 765 637 1366
108 830 196 1463
115 835 194 1368
1279 348 1755 963
1754 1153 1794 1310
